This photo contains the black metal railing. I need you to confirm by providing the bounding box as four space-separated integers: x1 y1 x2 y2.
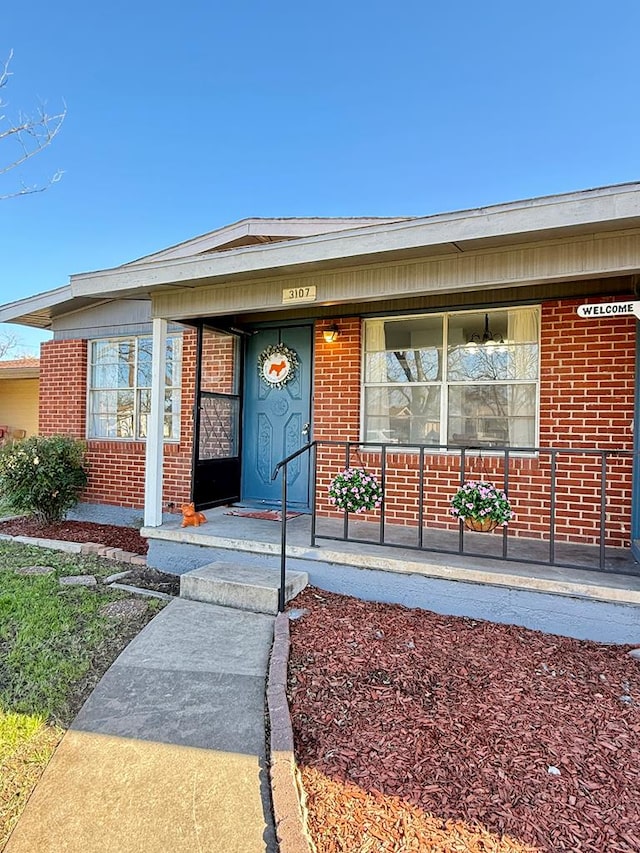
272 439 636 611
272 440 317 612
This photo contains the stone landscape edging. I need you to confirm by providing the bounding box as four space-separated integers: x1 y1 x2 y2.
0 532 147 565
267 612 315 853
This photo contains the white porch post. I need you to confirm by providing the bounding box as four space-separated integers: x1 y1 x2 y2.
144 318 167 527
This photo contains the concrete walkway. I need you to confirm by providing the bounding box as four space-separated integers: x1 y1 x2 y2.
5 599 277 853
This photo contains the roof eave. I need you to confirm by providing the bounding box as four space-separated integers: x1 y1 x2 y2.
0 367 39 379
70 182 640 299
3 181 640 327
0 285 105 329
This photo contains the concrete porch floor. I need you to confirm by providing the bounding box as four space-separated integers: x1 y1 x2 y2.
142 507 640 613
141 507 640 588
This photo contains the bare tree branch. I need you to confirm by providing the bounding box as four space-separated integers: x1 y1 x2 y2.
0 49 66 200
0 331 25 359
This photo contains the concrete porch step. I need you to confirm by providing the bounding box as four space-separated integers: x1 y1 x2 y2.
180 562 308 615
145 511 640 643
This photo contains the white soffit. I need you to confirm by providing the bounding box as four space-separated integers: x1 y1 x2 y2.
0 285 110 329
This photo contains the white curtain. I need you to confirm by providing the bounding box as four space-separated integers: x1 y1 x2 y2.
366 320 390 441
507 308 539 447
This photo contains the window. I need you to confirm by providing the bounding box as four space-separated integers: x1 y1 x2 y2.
88 335 182 440
363 308 539 448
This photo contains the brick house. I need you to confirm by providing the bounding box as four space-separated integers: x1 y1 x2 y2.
2 184 640 574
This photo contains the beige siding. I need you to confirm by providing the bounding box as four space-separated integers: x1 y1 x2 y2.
0 378 40 437
151 228 640 321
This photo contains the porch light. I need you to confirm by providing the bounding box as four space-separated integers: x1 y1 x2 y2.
323 323 340 343
467 313 503 347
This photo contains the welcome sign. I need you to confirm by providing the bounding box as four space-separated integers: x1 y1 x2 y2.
577 301 640 319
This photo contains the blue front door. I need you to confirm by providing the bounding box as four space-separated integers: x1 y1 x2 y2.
241 326 312 508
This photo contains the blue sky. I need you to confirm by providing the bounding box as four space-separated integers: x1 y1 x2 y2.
2 0 640 355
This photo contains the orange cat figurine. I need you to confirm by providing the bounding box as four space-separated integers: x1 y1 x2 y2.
181 502 207 527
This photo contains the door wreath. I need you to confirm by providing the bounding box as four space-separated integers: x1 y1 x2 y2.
258 343 299 389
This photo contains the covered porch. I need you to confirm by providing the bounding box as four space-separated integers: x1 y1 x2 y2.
132 187 640 557
141 505 640 644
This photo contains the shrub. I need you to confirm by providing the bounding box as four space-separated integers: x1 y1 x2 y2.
0 435 88 524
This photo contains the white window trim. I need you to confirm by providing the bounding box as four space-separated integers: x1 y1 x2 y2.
85 333 182 443
360 307 541 452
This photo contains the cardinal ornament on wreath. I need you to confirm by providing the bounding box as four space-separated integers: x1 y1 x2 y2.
258 343 299 389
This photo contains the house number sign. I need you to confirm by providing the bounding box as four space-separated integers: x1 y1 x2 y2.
282 285 317 304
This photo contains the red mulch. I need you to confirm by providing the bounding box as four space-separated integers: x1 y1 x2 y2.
287 587 640 853
0 518 148 555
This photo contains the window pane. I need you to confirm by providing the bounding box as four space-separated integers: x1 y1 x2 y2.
136 337 152 387
91 362 137 388
448 343 539 381
90 334 182 440
364 386 441 444
365 349 442 382
88 390 114 437
366 316 442 350
91 339 135 389
365 317 443 383
447 311 508 348
137 361 152 388
137 336 153 361
88 390 112 437
137 387 151 417
448 384 536 447
88 389 134 438
136 335 182 388
166 336 183 387
164 389 181 439
138 389 181 439
91 340 123 363
114 391 134 437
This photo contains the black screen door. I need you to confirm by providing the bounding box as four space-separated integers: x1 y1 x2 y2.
191 325 242 509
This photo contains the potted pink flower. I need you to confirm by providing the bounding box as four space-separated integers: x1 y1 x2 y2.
450 480 513 531
328 467 383 514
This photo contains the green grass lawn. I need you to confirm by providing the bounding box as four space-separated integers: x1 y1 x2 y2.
0 541 166 849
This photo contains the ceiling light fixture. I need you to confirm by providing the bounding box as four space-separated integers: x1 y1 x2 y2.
468 313 503 346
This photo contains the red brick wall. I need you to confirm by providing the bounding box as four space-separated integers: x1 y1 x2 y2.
539 300 635 447
314 318 361 442
38 297 636 546
39 339 87 437
314 319 364 519
312 300 636 547
537 299 635 545
40 331 198 511
198 331 238 458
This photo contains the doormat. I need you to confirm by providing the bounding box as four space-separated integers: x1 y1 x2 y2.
224 509 302 521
